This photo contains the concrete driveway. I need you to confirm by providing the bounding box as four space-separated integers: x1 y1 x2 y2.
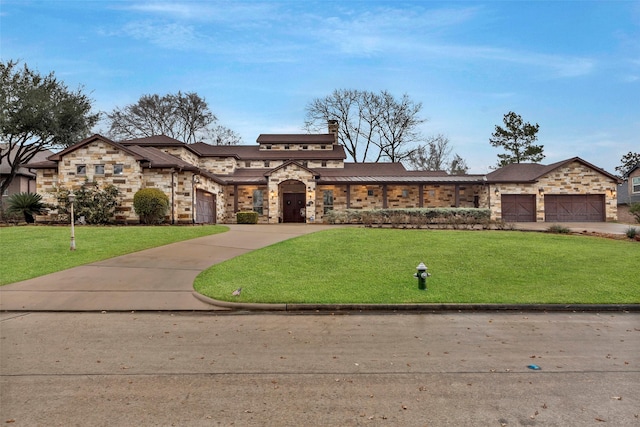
0 224 335 311
0 222 632 312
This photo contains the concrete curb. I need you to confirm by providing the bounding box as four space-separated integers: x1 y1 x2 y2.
192 292 640 312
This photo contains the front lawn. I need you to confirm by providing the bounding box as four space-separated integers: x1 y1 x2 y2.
194 228 639 304
0 225 227 285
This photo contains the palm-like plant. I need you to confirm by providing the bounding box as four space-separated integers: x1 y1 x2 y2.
6 192 47 223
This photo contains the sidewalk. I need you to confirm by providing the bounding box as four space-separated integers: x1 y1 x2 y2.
0 222 633 312
0 224 335 311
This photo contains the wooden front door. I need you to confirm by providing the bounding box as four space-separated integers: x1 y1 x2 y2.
283 193 305 223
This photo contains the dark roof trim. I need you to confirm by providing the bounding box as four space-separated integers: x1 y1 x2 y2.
257 134 336 144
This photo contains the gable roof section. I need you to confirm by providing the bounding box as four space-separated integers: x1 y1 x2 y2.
264 160 317 177
257 134 336 144
48 134 146 162
486 157 621 184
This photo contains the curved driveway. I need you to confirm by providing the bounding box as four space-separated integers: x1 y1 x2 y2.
0 224 335 311
0 222 631 312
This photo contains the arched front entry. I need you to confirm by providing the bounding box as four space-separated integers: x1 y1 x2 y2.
280 180 306 223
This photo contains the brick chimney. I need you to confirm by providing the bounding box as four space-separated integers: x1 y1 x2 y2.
327 120 338 144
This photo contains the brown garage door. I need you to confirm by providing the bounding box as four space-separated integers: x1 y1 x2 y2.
501 194 536 222
544 195 604 222
195 190 216 224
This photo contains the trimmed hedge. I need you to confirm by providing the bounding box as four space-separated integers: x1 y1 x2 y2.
324 208 492 228
237 211 259 224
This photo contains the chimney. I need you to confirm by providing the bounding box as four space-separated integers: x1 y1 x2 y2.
327 120 338 144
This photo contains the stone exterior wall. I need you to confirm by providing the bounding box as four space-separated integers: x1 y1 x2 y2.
224 184 269 224
490 161 619 221
199 157 236 174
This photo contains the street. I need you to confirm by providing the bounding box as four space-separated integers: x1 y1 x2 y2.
1 311 638 426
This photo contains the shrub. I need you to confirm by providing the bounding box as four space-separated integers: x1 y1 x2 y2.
237 211 259 224
54 181 120 224
323 208 491 228
5 192 47 223
630 202 640 224
133 188 170 224
625 227 638 239
547 224 571 234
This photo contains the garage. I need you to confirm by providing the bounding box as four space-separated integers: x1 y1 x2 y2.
544 194 604 222
501 194 536 222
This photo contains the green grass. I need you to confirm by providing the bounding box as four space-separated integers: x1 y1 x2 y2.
194 228 640 304
0 225 228 285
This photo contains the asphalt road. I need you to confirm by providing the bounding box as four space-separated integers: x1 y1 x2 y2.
1 311 638 426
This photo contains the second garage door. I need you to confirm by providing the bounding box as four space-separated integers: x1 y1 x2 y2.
544 195 604 222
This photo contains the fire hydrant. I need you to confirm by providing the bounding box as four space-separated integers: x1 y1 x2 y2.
414 262 430 290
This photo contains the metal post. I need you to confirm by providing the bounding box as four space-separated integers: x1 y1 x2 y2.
69 192 76 251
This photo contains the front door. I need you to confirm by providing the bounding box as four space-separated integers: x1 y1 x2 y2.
283 193 305 223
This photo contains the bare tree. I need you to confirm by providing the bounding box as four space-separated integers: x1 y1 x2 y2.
0 60 97 209
305 89 426 162
406 134 468 174
106 92 240 145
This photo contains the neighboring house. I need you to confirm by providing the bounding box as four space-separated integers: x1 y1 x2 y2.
26 123 621 224
617 164 640 223
0 144 53 200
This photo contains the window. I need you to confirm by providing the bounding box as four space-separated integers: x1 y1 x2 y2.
95 164 105 175
245 161 251 167
302 145 308 150
633 177 640 193
321 160 328 167
114 164 124 175
76 164 86 175
367 189 374 196
253 189 263 215
284 145 290 150
265 145 272 150
323 190 334 214
402 189 409 198
320 145 326 150
263 161 270 167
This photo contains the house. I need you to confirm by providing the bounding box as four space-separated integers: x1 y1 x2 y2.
26 122 621 224
1 144 53 199
617 164 640 223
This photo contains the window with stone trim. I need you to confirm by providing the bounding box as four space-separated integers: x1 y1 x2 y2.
633 177 640 193
114 164 124 175
76 164 86 175
253 189 264 215
323 190 334 214
95 164 105 175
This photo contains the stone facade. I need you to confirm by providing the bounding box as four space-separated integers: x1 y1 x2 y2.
28 134 620 225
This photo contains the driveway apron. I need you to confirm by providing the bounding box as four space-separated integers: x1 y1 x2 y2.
0 224 334 311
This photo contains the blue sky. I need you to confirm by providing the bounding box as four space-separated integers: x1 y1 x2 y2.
1 0 638 173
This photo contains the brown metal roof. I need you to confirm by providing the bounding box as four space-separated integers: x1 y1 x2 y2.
256 134 336 144
486 157 621 183
121 135 186 146
126 145 198 171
